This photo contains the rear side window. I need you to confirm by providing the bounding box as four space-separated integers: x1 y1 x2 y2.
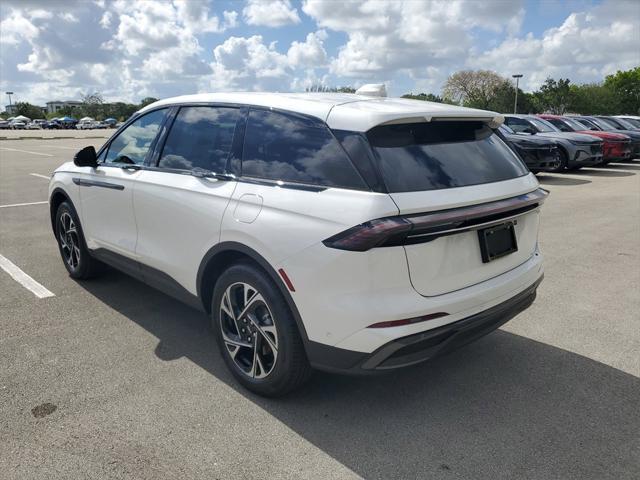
367 121 528 193
159 106 241 172
242 109 367 190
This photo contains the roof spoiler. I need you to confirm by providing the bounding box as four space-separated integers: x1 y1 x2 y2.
377 114 505 129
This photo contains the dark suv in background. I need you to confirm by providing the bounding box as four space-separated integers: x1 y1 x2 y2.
503 115 603 170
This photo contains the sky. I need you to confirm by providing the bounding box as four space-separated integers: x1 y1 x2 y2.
0 0 638 108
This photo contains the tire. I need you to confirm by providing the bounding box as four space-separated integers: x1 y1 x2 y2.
550 148 570 172
55 201 103 279
211 262 312 396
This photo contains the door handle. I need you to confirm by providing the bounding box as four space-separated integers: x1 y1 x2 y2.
121 165 142 171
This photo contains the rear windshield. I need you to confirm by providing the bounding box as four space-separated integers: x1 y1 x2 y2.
366 121 528 193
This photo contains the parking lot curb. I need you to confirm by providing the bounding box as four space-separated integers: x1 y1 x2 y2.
0 135 109 141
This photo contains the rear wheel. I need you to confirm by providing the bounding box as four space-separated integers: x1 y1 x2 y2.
55 202 103 279
212 263 311 396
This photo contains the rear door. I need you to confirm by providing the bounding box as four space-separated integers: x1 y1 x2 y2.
366 121 540 296
76 108 168 257
133 105 241 294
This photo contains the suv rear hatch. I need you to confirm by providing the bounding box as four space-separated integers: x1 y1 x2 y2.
367 120 543 297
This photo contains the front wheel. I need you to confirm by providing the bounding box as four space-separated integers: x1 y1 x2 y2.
212 263 311 396
55 202 103 279
550 148 569 173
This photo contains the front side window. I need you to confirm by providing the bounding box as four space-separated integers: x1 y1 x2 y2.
242 109 367 190
575 118 598 130
504 117 533 133
562 117 587 131
623 117 640 128
590 117 617 130
105 109 167 165
158 106 241 172
367 121 528 193
546 118 571 131
527 118 558 133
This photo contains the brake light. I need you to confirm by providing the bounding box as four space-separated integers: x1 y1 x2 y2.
322 217 412 252
368 312 448 328
323 188 548 252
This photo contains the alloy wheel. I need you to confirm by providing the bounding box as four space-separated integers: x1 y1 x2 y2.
59 212 81 270
219 282 278 379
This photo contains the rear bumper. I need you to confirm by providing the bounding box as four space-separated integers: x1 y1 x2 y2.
307 275 543 373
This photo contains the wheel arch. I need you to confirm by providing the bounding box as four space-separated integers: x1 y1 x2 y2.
197 242 310 344
49 187 72 233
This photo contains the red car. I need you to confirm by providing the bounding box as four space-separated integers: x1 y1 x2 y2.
539 114 632 163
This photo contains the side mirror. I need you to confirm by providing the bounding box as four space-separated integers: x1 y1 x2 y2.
524 127 537 135
74 146 98 168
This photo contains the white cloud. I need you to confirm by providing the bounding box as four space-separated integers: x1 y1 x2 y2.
0 10 39 45
302 0 525 83
0 0 637 107
287 30 328 67
243 0 300 27
469 0 640 90
209 35 291 91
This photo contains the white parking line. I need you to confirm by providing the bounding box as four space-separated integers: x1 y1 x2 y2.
0 147 54 157
48 145 79 150
29 173 51 180
0 254 55 299
0 201 48 209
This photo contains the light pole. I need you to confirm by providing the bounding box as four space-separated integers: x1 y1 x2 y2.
512 75 523 114
6 91 14 113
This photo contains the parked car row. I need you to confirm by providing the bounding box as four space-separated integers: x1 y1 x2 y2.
499 114 639 173
0 117 121 130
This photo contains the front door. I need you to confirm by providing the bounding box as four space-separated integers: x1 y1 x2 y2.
76 108 168 258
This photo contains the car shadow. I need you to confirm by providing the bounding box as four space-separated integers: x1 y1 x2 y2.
605 163 640 171
571 168 635 177
535 174 591 186
78 269 640 480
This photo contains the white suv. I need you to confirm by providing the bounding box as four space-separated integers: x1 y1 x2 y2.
49 90 546 396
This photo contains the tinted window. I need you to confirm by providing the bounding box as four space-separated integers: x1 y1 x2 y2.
105 109 167 165
528 117 558 133
159 107 241 171
575 118 598 130
367 121 528 193
242 109 367 189
546 118 569 131
504 117 533 133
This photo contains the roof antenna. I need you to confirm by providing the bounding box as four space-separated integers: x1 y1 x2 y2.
355 84 387 97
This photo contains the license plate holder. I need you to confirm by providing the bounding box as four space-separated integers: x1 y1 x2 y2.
478 221 518 263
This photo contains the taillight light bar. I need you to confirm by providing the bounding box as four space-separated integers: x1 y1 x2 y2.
323 188 548 252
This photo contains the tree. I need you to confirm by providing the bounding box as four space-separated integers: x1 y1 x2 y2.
402 93 443 102
442 70 508 109
14 102 45 119
139 97 159 108
81 91 105 119
304 85 355 93
568 83 618 115
532 78 572 114
604 67 640 114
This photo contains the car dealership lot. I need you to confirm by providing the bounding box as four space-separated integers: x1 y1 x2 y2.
1 136 639 479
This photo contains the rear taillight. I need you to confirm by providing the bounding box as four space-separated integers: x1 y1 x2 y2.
322 217 412 251
323 188 548 252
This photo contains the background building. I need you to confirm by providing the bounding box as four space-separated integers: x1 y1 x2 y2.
45 100 84 114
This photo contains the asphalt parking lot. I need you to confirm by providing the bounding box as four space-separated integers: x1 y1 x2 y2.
1 134 639 480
